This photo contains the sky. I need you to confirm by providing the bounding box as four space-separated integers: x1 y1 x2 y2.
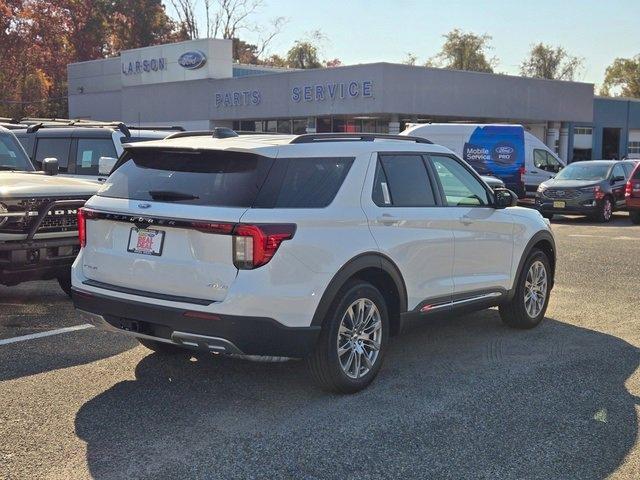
164 0 640 88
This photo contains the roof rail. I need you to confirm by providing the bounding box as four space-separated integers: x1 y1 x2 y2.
164 130 214 140
164 127 239 140
0 117 20 124
25 121 131 136
127 125 185 131
289 133 433 144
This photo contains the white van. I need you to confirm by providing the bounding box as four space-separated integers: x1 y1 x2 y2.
401 123 565 197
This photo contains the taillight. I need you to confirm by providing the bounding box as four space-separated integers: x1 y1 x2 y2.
77 208 96 247
627 180 640 198
519 166 525 186
232 224 296 269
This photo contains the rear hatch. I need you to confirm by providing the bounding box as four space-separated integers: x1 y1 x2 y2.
81 147 274 303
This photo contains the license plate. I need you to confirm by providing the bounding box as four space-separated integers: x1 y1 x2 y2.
127 228 165 256
553 201 566 209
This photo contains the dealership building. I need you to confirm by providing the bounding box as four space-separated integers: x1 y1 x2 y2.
68 38 640 162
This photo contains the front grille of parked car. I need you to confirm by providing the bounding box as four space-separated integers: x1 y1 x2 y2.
543 189 581 199
0 197 88 235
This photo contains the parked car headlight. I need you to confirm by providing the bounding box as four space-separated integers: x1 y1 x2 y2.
579 186 596 193
537 184 548 193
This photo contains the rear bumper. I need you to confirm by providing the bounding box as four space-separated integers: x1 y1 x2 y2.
0 237 79 286
72 289 321 358
626 198 640 211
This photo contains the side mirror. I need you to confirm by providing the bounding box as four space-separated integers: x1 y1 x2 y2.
98 156 117 176
42 157 59 176
493 188 518 209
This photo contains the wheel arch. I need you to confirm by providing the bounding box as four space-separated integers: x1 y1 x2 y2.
510 230 556 298
311 253 408 336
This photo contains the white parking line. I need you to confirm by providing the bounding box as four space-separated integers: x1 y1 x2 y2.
568 234 638 240
0 324 94 346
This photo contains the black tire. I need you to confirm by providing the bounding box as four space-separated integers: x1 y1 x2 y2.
541 212 554 220
138 338 189 355
499 249 551 329
630 211 640 225
306 280 389 394
57 273 72 297
594 196 613 223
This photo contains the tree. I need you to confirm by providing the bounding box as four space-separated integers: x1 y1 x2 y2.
427 29 496 73
109 0 187 53
520 43 583 81
0 0 186 118
324 58 342 68
171 0 285 61
601 55 640 98
402 53 417 66
286 41 321 69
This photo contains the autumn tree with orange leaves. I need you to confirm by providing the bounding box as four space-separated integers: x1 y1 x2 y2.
0 0 186 118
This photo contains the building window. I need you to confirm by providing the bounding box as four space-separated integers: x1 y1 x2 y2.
574 127 593 135
629 141 640 155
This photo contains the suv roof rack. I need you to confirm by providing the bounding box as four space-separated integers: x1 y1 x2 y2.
127 125 185 132
289 133 433 144
25 120 131 136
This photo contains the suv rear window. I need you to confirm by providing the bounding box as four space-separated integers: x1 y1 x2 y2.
99 148 274 207
633 165 640 180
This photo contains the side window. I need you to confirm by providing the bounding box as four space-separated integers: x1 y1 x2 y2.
612 164 625 181
534 149 562 172
373 154 436 207
76 138 118 176
273 157 354 208
430 155 490 207
34 138 71 171
621 163 635 178
533 149 547 169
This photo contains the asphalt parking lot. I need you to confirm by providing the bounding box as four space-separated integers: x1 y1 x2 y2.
1 212 639 480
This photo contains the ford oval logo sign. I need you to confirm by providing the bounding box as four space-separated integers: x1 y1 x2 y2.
496 146 514 155
178 51 207 70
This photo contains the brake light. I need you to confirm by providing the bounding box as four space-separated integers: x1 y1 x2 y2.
519 166 525 189
232 224 296 269
627 180 640 198
77 208 96 247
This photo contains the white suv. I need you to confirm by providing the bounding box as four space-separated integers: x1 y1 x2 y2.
71 132 556 393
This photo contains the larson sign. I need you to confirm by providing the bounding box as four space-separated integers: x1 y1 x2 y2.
122 57 167 76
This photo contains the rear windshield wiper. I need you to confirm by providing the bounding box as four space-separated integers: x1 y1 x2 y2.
148 190 199 201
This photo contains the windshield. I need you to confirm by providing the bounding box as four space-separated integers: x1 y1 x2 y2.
555 163 610 181
0 131 34 171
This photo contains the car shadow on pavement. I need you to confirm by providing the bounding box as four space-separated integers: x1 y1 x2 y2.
75 311 640 480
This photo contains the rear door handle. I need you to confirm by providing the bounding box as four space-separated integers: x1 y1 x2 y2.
377 214 400 225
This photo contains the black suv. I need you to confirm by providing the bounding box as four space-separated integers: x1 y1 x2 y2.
10 119 180 181
536 160 638 222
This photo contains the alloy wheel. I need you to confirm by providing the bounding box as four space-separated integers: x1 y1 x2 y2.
603 199 612 221
337 298 382 379
524 260 548 319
